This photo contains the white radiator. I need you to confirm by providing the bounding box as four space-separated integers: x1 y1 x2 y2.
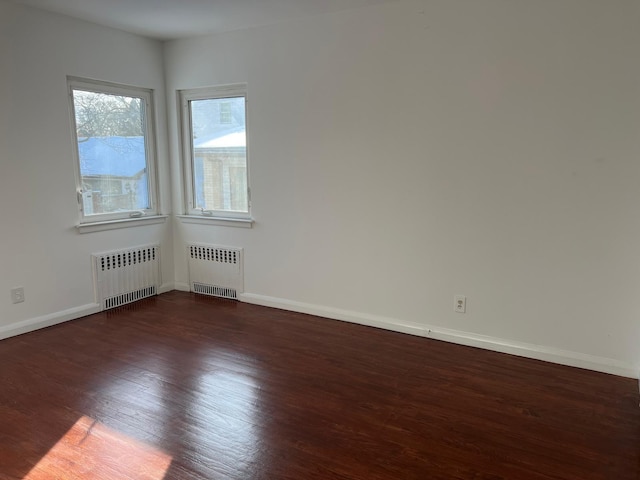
92 244 160 310
187 244 243 300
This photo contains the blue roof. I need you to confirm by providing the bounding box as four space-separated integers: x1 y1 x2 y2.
78 136 146 177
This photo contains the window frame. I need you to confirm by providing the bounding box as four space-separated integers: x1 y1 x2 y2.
179 84 251 220
68 77 159 225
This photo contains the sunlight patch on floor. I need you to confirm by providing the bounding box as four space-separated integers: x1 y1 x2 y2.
23 415 172 480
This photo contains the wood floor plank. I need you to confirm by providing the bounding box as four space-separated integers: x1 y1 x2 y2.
0 291 638 479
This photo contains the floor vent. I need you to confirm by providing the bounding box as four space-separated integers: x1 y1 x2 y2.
93 245 160 310
192 282 238 300
104 286 157 310
188 244 243 300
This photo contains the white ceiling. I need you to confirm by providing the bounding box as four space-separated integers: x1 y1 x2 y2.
8 0 396 41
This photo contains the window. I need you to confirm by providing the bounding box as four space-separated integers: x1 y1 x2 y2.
180 84 250 219
69 77 158 223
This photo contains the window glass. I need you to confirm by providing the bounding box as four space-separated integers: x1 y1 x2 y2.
69 79 156 222
182 86 249 217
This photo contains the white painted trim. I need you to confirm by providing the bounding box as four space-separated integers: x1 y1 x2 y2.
422 327 636 378
176 215 253 228
0 286 173 341
239 293 424 337
0 303 101 341
239 293 638 379
179 84 252 220
158 283 175 294
68 77 161 225
77 215 168 234
6 291 633 378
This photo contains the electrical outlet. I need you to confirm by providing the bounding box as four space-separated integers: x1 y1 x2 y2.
11 287 25 304
454 295 466 313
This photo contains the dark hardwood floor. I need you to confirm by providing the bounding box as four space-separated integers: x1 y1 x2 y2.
0 291 638 479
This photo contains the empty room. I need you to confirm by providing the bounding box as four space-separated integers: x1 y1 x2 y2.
1 0 639 478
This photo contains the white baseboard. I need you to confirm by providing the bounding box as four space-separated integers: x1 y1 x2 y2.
6 291 634 379
0 284 180 342
158 283 175 294
0 303 101 341
239 293 637 379
423 326 636 378
239 293 425 337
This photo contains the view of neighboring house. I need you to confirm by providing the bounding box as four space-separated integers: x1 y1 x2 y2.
77 136 149 214
190 96 248 213
193 127 247 213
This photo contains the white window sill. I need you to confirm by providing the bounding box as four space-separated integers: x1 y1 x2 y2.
76 215 168 234
177 215 254 228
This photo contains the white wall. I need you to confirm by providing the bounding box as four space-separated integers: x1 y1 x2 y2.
1 0 638 378
0 1 173 334
165 0 640 376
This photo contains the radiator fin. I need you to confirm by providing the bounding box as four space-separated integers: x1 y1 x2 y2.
104 286 157 309
187 244 243 300
192 282 238 300
189 245 239 269
93 245 160 311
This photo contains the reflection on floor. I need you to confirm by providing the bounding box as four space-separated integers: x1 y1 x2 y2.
23 415 172 480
